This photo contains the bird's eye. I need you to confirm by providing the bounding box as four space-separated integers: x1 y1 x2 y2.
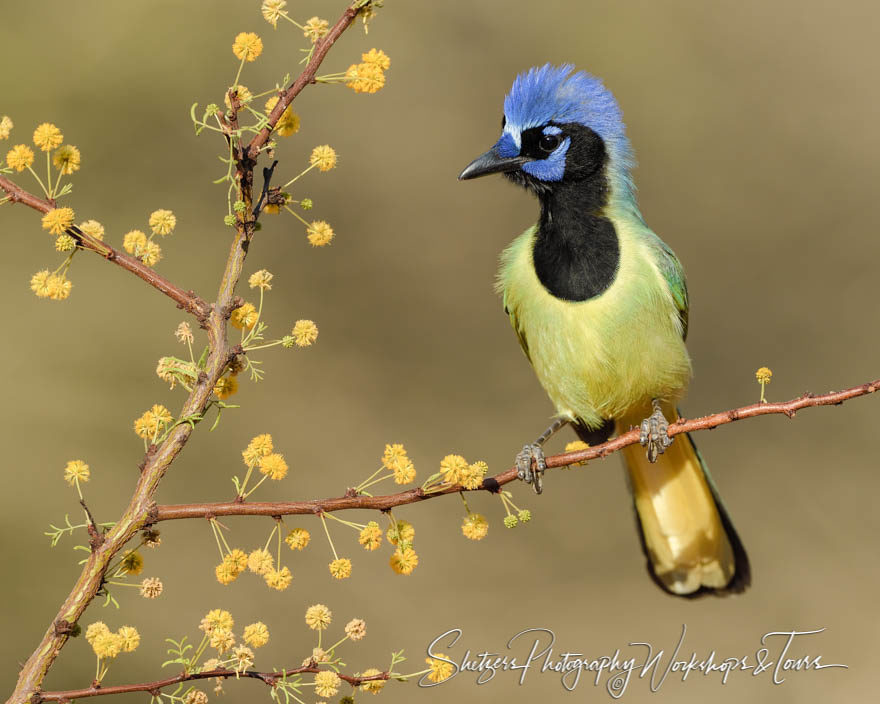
539 134 561 152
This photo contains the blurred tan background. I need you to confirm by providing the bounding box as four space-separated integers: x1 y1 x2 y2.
2 1 879 701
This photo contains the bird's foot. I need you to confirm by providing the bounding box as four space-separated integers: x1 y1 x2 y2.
639 400 673 463
516 443 547 494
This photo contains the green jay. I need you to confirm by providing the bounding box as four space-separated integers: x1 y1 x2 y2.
459 64 749 596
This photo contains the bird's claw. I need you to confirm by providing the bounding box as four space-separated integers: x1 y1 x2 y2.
516 443 547 494
639 402 673 463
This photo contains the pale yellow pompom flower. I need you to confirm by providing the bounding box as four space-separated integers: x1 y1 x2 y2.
123 230 147 255
303 17 329 42
389 546 419 575
200 609 234 634
46 274 72 301
33 123 63 151
756 366 773 384
117 626 140 653
425 654 454 683
285 527 310 550
92 631 124 659
361 48 391 71
345 63 386 94
243 622 269 648
85 622 110 645
149 209 176 236
225 85 253 110
140 577 163 598
459 460 488 490
261 0 287 28
258 452 288 480
392 458 416 484
0 116 12 140
63 460 90 485
214 374 238 400
6 144 34 171
382 443 408 470
232 644 254 672
360 668 386 694
461 513 488 541
306 221 334 247
140 240 162 267
247 548 274 575
230 302 258 330
309 145 337 172
215 561 238 585
184 690 208 704
53 144 81 174
121 551 144 575
225 548 248 574
386 519 414 547
42 207 75 236
248 269 273 290
209 628 235 654
358 521 382 551
79 220 105 240
264 566 292 591
314 671 341 699
291 319 318 347
439 454 468 485
329 557 352 579
305 604 332 630
30 270 52 298
276 109 300 137
53 234 74 252
345 618 367 641
563 440 590 466
175 321 194 344
243 433 273 466
232 32 263 61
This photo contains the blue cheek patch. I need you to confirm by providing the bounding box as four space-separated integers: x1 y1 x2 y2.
522 136 570 182
495 131 519 158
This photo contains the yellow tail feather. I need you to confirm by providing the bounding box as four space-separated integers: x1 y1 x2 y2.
620 407 737 595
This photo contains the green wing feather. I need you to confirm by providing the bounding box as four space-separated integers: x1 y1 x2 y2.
645 232 689 340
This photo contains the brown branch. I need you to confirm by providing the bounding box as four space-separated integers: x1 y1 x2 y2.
245 2 364 160
35 665 389 701
6 4 368 703
0 174 210 319
155 378 880 522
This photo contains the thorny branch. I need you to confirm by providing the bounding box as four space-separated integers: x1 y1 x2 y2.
153 378 880 522
35 665 389 702
5 3 370 704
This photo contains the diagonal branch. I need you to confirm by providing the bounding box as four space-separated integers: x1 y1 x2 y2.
0 174 210 319
35 664 389 702
154 377 880 522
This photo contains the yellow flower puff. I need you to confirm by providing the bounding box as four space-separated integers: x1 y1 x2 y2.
345 63 386 94
232 32 263 62
209 628 235 654
302 17 329 42
248 269 273 290
345 618 366 641
120 550 144 575
314 670 341 699
140 240 162 267
41 207 75 235
214 374 239 400
225 85 253 111
563 440 590 466
461 513 488 541
46 274 72 301
276 107 300 137
358 521 383 551
0 116 12 140
360 668 385 694
243 622 270 648
215 561 239 585
458 460 488 490
306 221 334 247
305 604 332 630
53 144 81 174
85 622 110 645
6 144 34 171
425 654 454 683
258 452 288 480
247 548 275 575
117 626 140 653
389 547 419 575
361 49 391 71
79 220 104 240
261 0 287 28
149 209 177 236
242 433 273 466
393 458 416 484
230 302 258 330
33 123 63 151
329 557 352 580
92 631 124 659
200 609 234 634
30 270 52 298
264 566 292 590
439 454 468 485
63 459 90 485
232 644 254 672
291 319 318 346
386 519 414 547
140 577 163 598
54 234 76 252
122 230 147 256
309 145 337 172
225 548 248 574
756 367 773 384
285 527 310 550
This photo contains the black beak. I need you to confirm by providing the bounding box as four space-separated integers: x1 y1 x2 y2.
458 148 532 180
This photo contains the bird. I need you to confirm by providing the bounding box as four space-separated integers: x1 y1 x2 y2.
459 64 749 597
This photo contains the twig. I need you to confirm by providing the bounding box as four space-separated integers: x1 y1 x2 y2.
0 175 209 319
34 665 389 701
155 378 880 522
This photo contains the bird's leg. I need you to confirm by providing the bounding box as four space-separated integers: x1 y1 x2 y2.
516 418 569 494
639 399 673 463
